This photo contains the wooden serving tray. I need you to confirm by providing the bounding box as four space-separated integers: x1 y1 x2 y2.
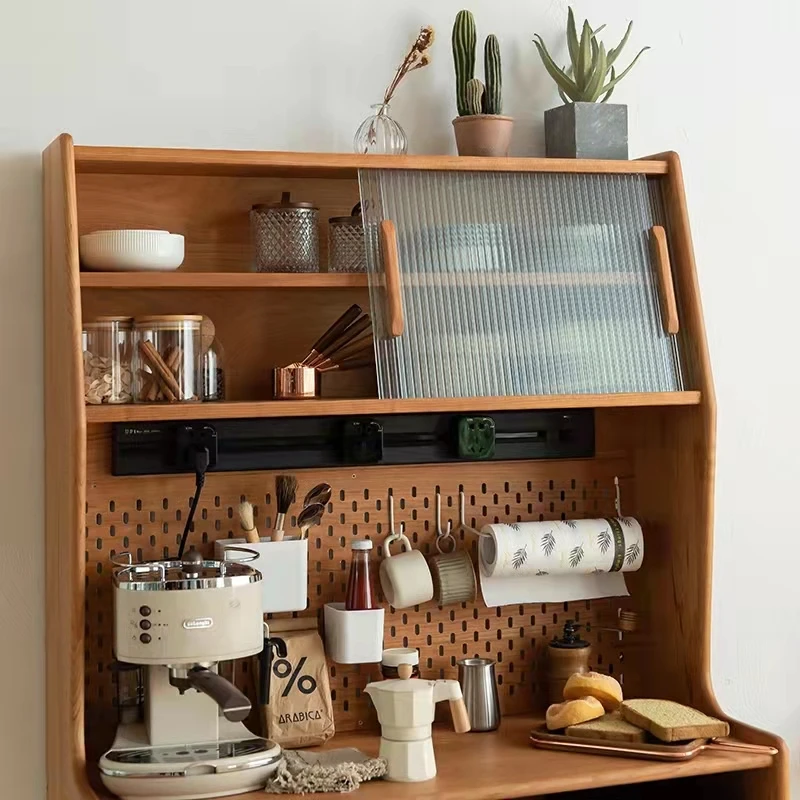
530 725 777 763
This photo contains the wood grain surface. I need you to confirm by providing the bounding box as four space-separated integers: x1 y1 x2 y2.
73 146 671 178
44 134 95 800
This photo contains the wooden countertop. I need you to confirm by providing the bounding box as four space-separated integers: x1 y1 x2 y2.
241 715 774 800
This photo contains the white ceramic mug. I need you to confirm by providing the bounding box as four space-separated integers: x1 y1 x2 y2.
379 533 434 609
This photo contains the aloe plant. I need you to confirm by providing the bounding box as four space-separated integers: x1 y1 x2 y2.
452 10 504 116
534 7 649 103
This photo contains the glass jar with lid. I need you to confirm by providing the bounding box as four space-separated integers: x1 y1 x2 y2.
202 338 226 402
251 192 319 273
328 204 366 273
82 316 133 405
133 315 203 403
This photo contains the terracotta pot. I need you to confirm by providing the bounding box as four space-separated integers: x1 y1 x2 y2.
452 115 514 157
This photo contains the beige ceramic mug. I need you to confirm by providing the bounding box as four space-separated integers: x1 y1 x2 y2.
379 533 434 609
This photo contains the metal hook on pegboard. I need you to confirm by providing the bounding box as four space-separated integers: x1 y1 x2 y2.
385 493 404 547
434 491 457 554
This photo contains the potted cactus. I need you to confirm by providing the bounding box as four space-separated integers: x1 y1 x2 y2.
452 10 513 157
534 8 649 159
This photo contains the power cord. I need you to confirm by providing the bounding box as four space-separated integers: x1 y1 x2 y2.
176 446 211 560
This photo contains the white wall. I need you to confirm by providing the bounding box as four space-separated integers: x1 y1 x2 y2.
2 0 797 796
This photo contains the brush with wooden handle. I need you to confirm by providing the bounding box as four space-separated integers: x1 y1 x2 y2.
273 474 297 542
301 305 362 365
237 501 260 545
306 315 372 368
314 334 374 371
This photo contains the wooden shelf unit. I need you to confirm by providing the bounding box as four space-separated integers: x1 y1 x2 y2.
45 135 788 800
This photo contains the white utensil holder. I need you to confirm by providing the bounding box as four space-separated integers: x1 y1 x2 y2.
323 603 384 664
215 537 308 614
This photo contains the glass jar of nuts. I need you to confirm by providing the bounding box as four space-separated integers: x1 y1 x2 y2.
82 317 133 405
133 315 203 403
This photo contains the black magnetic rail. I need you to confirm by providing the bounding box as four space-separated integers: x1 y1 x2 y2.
111 409 594 477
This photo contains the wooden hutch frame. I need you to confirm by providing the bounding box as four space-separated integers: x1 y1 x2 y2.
44 133 788 799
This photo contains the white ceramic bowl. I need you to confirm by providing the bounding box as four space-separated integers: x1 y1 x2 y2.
79 230 185 272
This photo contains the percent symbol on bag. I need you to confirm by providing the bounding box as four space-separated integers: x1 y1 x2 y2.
272 656 317 696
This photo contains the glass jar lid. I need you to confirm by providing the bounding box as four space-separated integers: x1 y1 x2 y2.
134 315 204 330
253 191 317 211
84 316 134 329
329 203 363 227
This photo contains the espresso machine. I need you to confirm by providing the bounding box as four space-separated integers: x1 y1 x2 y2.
99 549 282 800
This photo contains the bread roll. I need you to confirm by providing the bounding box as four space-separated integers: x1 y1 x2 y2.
546 696 605 730
563 671 623 711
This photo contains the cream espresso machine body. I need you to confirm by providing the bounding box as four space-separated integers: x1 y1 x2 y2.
99 550 282 800
365 678 471 782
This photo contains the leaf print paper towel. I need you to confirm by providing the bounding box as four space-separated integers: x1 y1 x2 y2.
478 518 644 606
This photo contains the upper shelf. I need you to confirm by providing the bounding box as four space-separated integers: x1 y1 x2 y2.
79 271 644 290
73 145 671 179
79 272 368 289
85 392 701 423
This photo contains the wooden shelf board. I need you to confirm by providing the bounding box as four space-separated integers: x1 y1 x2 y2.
231 715 772 800
79 272 368 289
85 392 701 423
79 271 644 290
73 145 670 179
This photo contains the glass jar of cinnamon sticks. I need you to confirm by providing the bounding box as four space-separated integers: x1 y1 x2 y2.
133 315 203 403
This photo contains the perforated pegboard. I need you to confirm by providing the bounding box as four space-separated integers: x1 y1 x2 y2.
84 427 631 748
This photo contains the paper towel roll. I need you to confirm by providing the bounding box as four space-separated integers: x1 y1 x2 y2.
479 518 644 607
480 518 644 577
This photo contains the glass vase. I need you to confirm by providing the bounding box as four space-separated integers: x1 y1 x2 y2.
353 103 408 155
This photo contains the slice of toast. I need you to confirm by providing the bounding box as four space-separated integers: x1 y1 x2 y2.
620 699 729 743
566 711 647 743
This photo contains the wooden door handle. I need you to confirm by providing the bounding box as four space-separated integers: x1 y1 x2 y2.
650 226 679 335
380 219 404 337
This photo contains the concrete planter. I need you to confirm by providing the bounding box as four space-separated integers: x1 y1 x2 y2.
453 115 514 157
544 102 628 160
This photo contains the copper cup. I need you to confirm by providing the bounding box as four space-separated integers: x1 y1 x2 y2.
273 364 318 399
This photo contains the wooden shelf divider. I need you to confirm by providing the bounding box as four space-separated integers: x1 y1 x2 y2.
80 271 369 289
85 391 702 423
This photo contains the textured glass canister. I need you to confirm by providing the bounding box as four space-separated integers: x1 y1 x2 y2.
251 192 319 272
353 103 408 155
328 204 366 273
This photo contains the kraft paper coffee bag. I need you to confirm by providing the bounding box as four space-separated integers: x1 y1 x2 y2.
260 628 335 748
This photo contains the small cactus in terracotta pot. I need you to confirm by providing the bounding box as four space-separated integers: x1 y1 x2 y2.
451 10 514 157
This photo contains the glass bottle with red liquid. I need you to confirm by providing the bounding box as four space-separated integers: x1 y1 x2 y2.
345 540 376 610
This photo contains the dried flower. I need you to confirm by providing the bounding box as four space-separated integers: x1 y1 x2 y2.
411 54 431 71
381 25 435 105
416 26 435 51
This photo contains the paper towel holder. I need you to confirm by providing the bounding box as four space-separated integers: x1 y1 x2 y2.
458 490 486 538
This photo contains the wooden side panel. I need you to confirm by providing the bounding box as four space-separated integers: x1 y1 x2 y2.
628 153 788 798
43 134 97 799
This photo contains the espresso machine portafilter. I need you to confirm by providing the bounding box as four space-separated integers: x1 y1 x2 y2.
99 548 282 800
